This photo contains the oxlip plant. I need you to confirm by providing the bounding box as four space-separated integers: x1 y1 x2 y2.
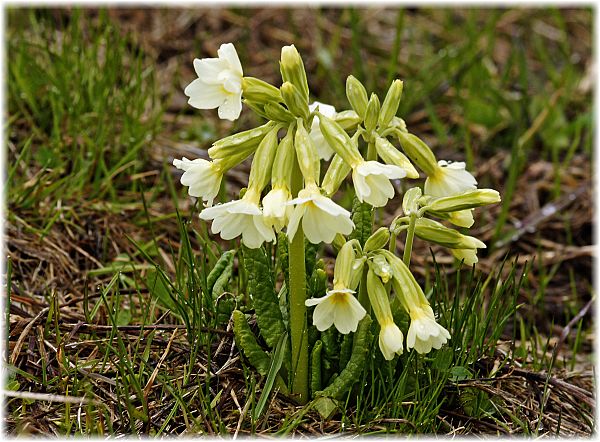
173 43 501 416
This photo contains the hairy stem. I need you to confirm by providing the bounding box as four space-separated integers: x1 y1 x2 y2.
357 139 378 311
403 212 417 267
288 155 309 404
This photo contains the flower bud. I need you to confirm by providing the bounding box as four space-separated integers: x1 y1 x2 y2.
366 268 399 354
271 127 295 188
242 77 282 105
390 116 407 132
379 79 403 128
263 102 295 123
395 131 438 176
334 110 362 130
363 227 390 252
364 93 381 133
281 82 309 120
317 112 363 167
402 187 422 216
424 189 501 213
414 218 486 250
333 240 357 289
346 75 369 118
370 253 393 283
349 256 366 291
280 45 309 101
380 249 427 308
450 248 479 266
375 136 419 179
321 154 352 196
247 126 280 192
209 122 276 162
243 100 270 120
294 118 320 184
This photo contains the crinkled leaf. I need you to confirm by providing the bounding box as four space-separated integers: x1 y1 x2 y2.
243 245 285 349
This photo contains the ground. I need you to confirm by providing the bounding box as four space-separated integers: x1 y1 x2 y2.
5 7 594 436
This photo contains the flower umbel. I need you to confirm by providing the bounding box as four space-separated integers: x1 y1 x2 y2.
184 43 243 121
199 189 275 249
172 157 222 207
287 184 354 244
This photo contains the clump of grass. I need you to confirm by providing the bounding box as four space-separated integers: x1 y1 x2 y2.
7 8 163 209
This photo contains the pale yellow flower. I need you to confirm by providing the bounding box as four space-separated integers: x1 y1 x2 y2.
305 288 366 334
287 185 354 244
184 43 243 121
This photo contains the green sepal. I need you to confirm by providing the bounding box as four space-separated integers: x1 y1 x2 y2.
232 310 271 376
264 102 295 123
243 245 286 350
334 110 362 130
346 75 369 119
242 76 283 104
208 122 275 161
316 315 373 400
243 100 270 121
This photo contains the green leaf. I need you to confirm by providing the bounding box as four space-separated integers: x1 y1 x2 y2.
209 250 236 325
116 308 132 326
348 196 373 246
254 331 289 420
449 366 473 382
243 246 286 350
232 310 271 376
314 396 338 420
320 326 340 384
316 315 373 401
277 232 289 286
310 340 323 396
145 269 177 313
338 331 353 372
206 250 235 296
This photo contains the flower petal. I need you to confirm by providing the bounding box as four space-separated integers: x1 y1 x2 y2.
286 205 305 241
185 80 227 109
312 299 336 331
193 58 229 83
217 43 243 76
218 92 243 121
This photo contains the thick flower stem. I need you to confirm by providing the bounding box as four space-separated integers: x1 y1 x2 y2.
357 139 378 311
403 212 417 267
288 156 309 405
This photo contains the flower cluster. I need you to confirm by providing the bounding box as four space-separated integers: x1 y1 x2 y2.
304 238 451 358
174 43 411 249
174 42 501 361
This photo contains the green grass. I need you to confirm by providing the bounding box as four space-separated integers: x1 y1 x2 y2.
6 6 593 436
7 9 163 210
